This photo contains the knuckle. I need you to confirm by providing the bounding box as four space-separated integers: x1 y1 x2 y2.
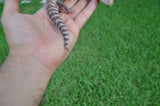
1 12 15 25
1 13 8 24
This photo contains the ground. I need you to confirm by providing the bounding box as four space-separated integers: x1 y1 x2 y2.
0 0 160 105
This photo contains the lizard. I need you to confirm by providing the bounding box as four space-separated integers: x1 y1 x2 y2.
46 0 71 51
46 0 114 51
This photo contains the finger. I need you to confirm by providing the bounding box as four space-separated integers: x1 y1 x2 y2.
71 0 89 19
100 0 114 6
75 0 99 29
63 0 79 8
3 0 19 14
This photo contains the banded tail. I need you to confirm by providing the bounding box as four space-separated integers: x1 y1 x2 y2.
47 0 70 51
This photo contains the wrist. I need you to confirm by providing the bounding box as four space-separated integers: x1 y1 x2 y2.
7 50 53 73
8 44 63 72
0 50 53 106
8 47 56 71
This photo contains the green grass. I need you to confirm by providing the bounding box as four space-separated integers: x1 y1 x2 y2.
0 0 160 105
0 3 8 65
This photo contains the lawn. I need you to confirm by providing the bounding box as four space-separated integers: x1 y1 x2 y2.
0 0 160 105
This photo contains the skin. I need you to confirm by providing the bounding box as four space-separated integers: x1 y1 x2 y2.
0 0 100 106
100 0 114 6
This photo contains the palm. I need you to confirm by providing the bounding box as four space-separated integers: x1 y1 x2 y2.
2 0 99 70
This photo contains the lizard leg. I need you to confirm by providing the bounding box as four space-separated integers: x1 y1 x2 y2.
57 0 72 13
59 8 68 14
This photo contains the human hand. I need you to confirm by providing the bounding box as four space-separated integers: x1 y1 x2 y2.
1 0 99 71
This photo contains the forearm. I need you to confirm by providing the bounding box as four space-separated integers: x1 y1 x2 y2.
0 52 53 106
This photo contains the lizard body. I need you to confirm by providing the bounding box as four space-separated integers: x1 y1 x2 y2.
46 0 113 51
47 0 71 51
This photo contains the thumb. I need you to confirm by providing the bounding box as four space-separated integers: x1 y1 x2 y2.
3 0 19 14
